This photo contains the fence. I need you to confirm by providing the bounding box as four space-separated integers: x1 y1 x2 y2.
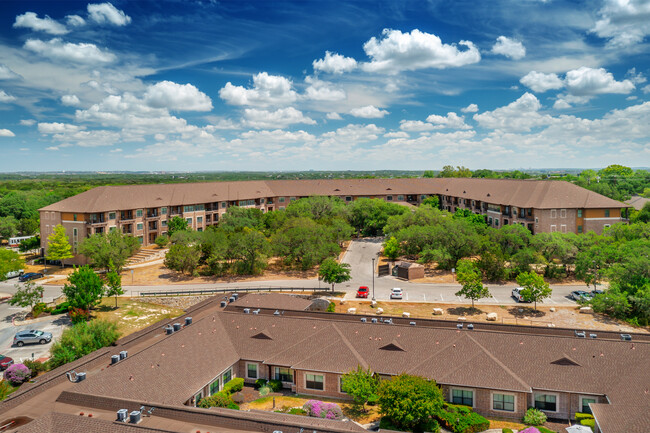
377 264 390 276
138 286 324 297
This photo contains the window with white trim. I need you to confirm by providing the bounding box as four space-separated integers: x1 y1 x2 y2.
209 378 220 395
550 225 557 232
339 376 347 394
580 396 596 414
604 209 610 217
561 224 567 233
222 369 232 384
534 393 557 412
305 373 324 390
136 223 143 231
492 393 515 412
550 209 557 218
560 209 566 218
386 195 393 201
246 363 258 379
451 389 473 406
274 367 293 382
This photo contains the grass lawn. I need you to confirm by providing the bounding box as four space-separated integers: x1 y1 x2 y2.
93 297 185 337
241 394 381 424
489 419 527 430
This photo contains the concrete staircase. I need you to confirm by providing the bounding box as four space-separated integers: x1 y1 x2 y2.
126 248 167 266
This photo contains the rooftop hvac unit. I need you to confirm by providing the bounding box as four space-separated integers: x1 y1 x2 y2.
185 316 192 326
360 318 367 323
274 310 280 315
111 355 119 365
589 333 597 339
385 319 393 325
117 409 128 422
371 318 378 324
173 323 181 332
575 330 586 338
467 324 474 330
229 296 236 303
621 334 632 341
253 309 260 315
232 293 239 300
76 372 86 382
220 301 227 307
409 321 416 326
129 410 141 424
165 326 174 335
457 323 463 329
243 308 250 314
119 350 128 360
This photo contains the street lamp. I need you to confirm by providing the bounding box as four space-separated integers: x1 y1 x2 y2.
371 257 375 301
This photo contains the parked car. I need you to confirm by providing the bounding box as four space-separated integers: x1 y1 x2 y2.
570 290 593 302
3 269 24 279
356 286 369 298
390 288 403 299
511 287 530 303
13 330 53 347
0 355 14 370
591 289 605 296
18 272 43 282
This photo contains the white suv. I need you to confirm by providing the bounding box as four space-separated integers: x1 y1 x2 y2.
390 288 403 299
511 287 529 303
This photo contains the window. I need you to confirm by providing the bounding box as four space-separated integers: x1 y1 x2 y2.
550 209 557 218
452 389 473 407
197 216 203 223
210 379 220 395
534 394 557 412
578 225 583 233
421 195 427 200
279 206 285 210
238 199 255 206
136 209 143 218
290 197 296 201
577 209 582 218
386 195 393 201
604 209 610 217
397 195 404 201
279 197 285 203
161 207 167 215
345 196 352 202
580 397 596 414
73 228 77 236
194 391 203 407
109 212 116 220
604 224 611 228
183 205 194 212
222 369 232 384
44 212 49 220
138 236 143 244
161 220 167 227
274 367 293 382
136 223 143 231
561 225 567 233
260 198 265 204
560 209 566 218
504 219 509 225
493 393 515 412
73 214 78 221
186 218 192 225
221 202 227 208
339 376 347 394
195 204 205 211
550 225 557 232
246 363 258 379
305 373 324 390
494 219 499 227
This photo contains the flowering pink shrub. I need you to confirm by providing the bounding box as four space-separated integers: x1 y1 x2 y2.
302 400 343 420
519 428 541 433
3 363 31 385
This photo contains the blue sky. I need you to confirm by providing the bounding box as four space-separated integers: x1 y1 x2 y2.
0 0 649 171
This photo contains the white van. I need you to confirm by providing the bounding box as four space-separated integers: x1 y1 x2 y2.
4 269 24 279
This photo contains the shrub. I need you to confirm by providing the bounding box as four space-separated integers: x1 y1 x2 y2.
23 360 49 375
0 380 18 401
580 419 596 428
268 379 283 392
258 385 271 396
32 302 48 318
222 377 244 394
49 320 120 369
302 400 343 420
52 301 71 315
327 302 336 312
575 413 594 422
537 428 557 433
68 308 90 324
198 392 233 408
435 403 489 433
502 429 514 433
523 408 547 426
367 393 379 406
227 402 240 410
154 234 169 248
3 364 31 385
254 378 267 389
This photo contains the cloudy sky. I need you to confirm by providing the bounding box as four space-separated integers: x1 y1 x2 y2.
1 0 649 171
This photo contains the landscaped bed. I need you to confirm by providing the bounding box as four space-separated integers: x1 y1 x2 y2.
93 297 185 336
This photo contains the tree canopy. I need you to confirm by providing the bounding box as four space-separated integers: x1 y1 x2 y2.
0 249 24 281
63 266 105 313
318 258 351 291
78 230 140 273
377 374 444 432
46 224 73 266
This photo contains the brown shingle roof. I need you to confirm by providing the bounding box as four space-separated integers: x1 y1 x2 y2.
39 178 626 212
229 292 313 311
18 412 179 433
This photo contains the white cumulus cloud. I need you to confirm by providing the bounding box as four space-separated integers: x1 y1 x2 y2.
243 107 316 129
0 64 21 80
349 105 389 118
303 77 346 101
425 112 471 130
66 15 86 27
564 67 635 96
61 94 81 106
491 36 526 59
400 120 434 132
219 72 297 106
0 129 15 137
20 119 36 126
87 2 132 26
461 104 478 113
313 51 358 74
0 90 16 103
520 71 564 93
474 93 554 132
362 29 481 74
144 81 213 111
326 112 342 120
38 122 80 134
13 12 68 35
24 38 116 64
591 0 650 48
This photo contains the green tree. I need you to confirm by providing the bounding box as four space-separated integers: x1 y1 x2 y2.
49 320 120 368
383 236 400 261
164 243 201 275
18 218 39 236
78 230 140 274
228 228 270 275
8 281 44 313
285 196 348 221
590 287 630 318
377 374 444 432
0 249 24 281
220 207 264 232
0 216 19 239
453 208 487 227
154 234 169 248
46 224 73 268
422 170 435 178
438 165 457 178
318 258 351 292
271 218 339 270
348 198 408 237
516 271 552 311
63 265 105 313
455 259 491 308
341 366 378 410
104 270 123 308
633 202 650 223
19 236 40 253
420 196 439 208
329 218 355 247
167 215 189 236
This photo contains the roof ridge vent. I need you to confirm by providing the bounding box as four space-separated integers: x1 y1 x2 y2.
379 340 405 352
551 355 581 366
251 329 273 340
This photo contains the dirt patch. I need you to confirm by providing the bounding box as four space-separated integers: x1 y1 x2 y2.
134 295 213 310
93 297 185 337
335 301 649 333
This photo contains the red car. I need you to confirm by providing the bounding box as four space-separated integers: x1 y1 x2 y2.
356 286 369 298
0 355 14 370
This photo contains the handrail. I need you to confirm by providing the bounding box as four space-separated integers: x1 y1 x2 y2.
138 287 323 297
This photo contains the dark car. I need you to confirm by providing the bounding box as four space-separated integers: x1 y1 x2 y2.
356 286 369 298
570 290 593 302
18 272 43 282
0 355 14 370
13 330 53 346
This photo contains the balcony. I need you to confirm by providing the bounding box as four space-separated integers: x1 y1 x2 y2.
120 212 134 221
146 211 159 219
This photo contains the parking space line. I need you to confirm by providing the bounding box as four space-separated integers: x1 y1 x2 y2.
440 294 444 301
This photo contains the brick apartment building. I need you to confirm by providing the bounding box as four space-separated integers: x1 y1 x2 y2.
39 178 626 264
